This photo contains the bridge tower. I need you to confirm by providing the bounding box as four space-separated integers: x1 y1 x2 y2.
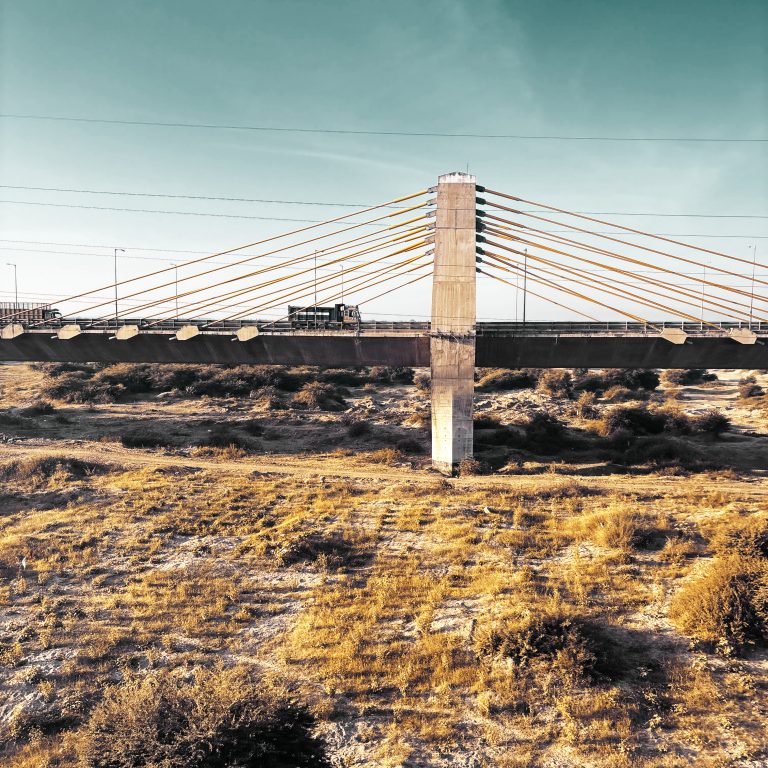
431 172 477 474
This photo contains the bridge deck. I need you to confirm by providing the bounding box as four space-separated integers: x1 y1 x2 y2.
0 319 765 368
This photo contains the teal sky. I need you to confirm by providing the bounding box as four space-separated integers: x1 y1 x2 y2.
0 0 766 321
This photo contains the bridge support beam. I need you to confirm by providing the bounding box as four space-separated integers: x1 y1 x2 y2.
431 172 477 474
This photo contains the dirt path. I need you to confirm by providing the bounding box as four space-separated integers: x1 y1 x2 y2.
2 438 767 498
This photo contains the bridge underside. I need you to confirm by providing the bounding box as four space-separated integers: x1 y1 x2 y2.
0 331 765 369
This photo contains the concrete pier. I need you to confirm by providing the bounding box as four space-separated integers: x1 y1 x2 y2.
430 172 477 473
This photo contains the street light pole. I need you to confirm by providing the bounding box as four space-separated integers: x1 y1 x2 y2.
114 248 125 326
6 263 17 306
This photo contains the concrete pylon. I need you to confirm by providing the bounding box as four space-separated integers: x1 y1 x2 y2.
430 172 477 474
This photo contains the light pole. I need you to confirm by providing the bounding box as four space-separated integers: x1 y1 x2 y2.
749 245 757 326
114 248 124 326
170 262 179 317
6 263 17 306
522 248 528 326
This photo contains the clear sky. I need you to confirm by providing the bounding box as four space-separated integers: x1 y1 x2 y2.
0 0 766 322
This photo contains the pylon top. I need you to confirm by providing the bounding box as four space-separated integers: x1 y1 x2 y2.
438 172 476 184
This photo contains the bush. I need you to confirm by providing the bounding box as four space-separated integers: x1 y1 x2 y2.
121 429 173 449
291 383 347 411
18 400 56 417
524 412 568 454
346 420 371 438
474 414 503 430
0 456 104 484
662 369 716 386
413 371 431 392
276 532 363 570
368 366 414 385
574 368 659 394
476 368 539 392
476 613 628 683
70 665 331 768
597 405 667 437
250 386 287 410
318 368 362 386
737 374 763 399
458 457 487 476
395 437 424 454
691 409 731 437
708 515 768 559
623 435 704 468
670 555 768 654
603 385 648 403
369 448 404 466
574 391 599 419
537 370 572 399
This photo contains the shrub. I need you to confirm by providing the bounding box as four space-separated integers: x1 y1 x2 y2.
18 400 56 417
42 372 119 404
458 457 488 476
691 409 731 437
413 371 431 392
707 515 768 559
662 369 716 386
0 456 104 484
395 437 424 454
603 385 648 403
623 436 704 468
475 368 538 392
474 414 503 430
368 366 414 385
738 376 763 399
537 370 572 398
70 665 331 768
250 386 287 410
120 429 173 449
669 555 768 654
291 383 347 411
574 391 599 419
202 426 254 451
574 368 659 394
476 613 628 683
524 412 568 454
597 405 667 437
276 532 363 570
318 368 362 386
369 448 404 466
346 420 371 438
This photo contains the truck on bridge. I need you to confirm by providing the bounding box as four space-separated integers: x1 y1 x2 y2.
0 302 61 322
287 303 361 328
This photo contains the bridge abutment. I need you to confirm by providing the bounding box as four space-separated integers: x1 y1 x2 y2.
430 172 477 474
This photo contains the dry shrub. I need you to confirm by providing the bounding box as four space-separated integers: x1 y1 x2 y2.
18 400 56 417
574 368 659 394
291 382 347 412
69 665 331 768
706 515 768 559
317 368 362 386
738 376 763 399
603 385 648 403
537 369 572 399
368 366 414 385
346 419 371 438
413 371 431 392
474 414 503 429
568 507 654 550
395 437 424 454
120 429 174 449
458 457 489 476
369 447 403 466
476 612 628 683
669 555 768 654
523 412 568 454
0 456 104 485
475 368 538 392
574 391 599 419
250 385 287 410
691 409 731 437
661 369 716 386
276 532 365 571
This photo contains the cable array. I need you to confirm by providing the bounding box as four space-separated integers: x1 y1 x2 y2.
477 187 766 328
0 188 434 329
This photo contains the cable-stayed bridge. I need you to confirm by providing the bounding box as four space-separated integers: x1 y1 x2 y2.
1 172 766 470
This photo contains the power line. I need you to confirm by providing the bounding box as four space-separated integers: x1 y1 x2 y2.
1 185 766 219
1 113 765 142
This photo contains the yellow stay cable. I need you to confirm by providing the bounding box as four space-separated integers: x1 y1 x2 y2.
485 216 766 319
484 199 768 292
485 189 768 271
483 226 768 324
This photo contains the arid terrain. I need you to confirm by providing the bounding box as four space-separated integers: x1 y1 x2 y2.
1 362 767 767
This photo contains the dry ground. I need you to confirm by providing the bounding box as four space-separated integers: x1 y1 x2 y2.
0 364 767 767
